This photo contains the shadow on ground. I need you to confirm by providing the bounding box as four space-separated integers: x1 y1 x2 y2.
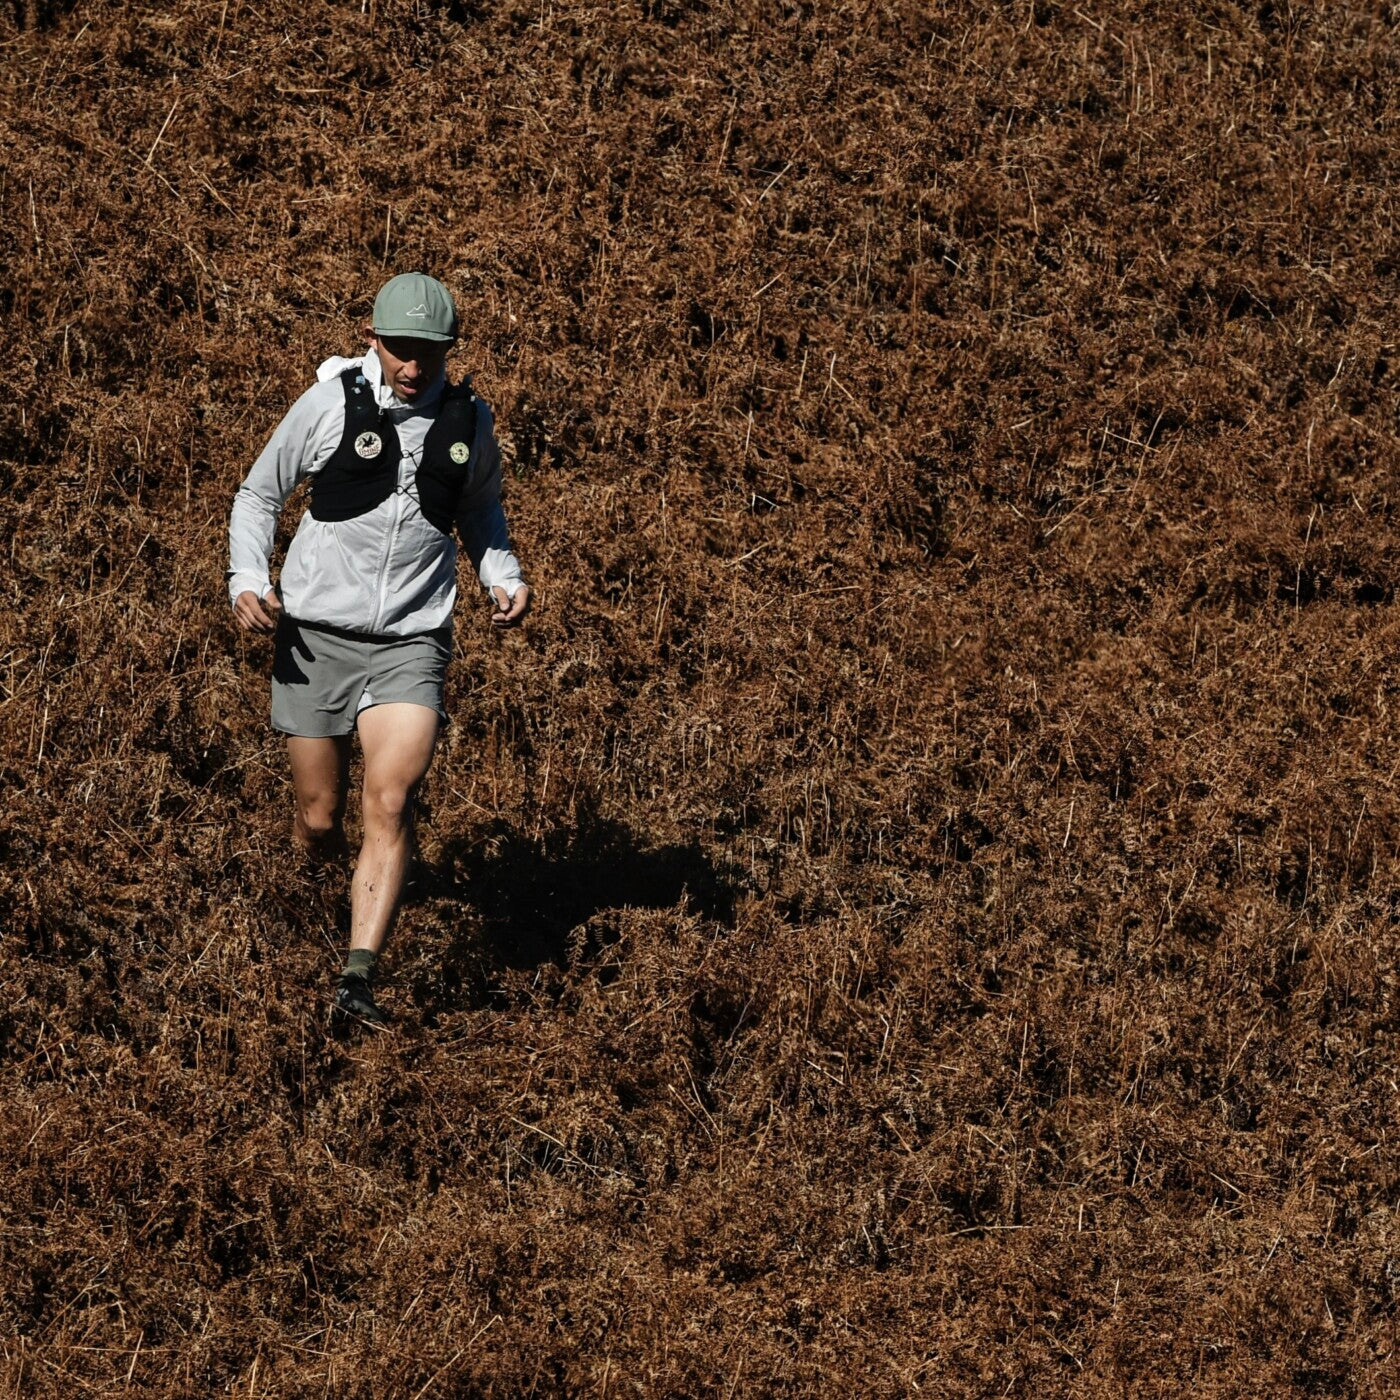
414 815 743 971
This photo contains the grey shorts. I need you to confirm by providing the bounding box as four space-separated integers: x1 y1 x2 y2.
270 616 451 738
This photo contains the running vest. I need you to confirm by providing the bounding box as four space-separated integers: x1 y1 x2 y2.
309 368 480 535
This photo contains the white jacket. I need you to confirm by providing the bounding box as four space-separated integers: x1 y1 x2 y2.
227 348 525 635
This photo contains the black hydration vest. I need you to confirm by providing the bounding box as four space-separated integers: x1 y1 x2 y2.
309 368 479 535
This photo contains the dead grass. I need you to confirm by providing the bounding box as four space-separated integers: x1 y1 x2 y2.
2 0 1400 1394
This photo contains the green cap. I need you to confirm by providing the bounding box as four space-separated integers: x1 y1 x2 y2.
372 272 458 343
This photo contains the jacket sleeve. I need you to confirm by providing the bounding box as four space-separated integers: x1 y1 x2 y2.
455 399 527 598
227 380 343 606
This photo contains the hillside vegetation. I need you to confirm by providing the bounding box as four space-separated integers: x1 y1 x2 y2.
2 1 1399 1394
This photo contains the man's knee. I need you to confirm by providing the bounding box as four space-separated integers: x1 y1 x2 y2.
295 793 345 844
362 780 414 832
297 807 340 840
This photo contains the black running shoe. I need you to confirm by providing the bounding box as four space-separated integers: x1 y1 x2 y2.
333 973 388 1029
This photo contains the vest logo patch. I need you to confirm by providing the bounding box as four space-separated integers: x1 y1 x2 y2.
354 431 382 459
449 441 470 465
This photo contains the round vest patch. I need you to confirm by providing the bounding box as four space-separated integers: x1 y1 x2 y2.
449 441 470 465
354 431 382 459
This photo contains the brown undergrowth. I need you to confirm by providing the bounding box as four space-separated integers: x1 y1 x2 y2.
2 0 1399 1394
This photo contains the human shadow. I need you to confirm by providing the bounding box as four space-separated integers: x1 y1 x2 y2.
415 814 744 974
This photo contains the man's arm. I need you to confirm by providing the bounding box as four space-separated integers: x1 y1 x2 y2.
228 379 341 630
456 400 531 628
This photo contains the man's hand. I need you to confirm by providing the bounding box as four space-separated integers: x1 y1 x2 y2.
491 584 531 628
234 588 282 633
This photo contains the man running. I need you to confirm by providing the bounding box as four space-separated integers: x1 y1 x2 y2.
228 272 530 1028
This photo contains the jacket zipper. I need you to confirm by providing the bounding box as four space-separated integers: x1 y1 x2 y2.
371 481 409 632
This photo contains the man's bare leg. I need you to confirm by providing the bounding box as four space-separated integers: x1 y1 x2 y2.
349 702 440 956
287 735 352 861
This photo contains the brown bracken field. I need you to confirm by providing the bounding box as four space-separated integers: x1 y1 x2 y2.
3 0 1399 1394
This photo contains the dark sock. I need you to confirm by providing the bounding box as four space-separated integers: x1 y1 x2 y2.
341 949 377 983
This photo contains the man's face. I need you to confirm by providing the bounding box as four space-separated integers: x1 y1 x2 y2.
367 329 451 402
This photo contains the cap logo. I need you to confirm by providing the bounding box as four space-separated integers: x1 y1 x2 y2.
406 303 429 318
449 441 470 465
355 431 383 459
